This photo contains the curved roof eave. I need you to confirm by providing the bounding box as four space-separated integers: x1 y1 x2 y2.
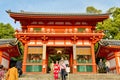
6 10 110 16
99 39 120 46
0 38 18 46
6 11 110 21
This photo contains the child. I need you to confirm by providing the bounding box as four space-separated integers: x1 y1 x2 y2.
66 65 70 80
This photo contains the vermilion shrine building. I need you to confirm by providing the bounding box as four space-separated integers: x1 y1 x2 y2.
97 40 120 74
7 11 109 74
0 38 20 69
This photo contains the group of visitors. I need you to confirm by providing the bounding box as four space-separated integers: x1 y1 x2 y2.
98 59 110 73
0 64 18 80
0 61 22 80
50 57 70 80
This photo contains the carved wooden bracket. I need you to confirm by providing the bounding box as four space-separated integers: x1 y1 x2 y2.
71 35 78 44
18 35 29 44
90 36 103 44
41 35 48 44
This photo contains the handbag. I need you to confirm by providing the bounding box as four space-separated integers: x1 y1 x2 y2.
64 70 68 76
61 64 68 76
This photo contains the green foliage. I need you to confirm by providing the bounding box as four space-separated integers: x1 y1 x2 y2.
94 42 99 52
0 23 15 39
18 41 24 55
96 7 120 40
86 6 120 40
11 55 23 61
107 7 116 13
112 7 120 18
86 6 102 14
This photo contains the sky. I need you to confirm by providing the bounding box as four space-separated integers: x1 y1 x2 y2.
0 0 120 29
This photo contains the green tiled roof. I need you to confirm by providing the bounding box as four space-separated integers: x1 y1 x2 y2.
0 38 18 46
99 39 120 46
6 10 110 16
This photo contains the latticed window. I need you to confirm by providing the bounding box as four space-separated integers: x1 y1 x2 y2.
76 46 91 63
26 46 43 72
78 28 85 32
33 28 41 32
76 46 92 72
27 46 43 63
76 46 91 55
28 46 43 54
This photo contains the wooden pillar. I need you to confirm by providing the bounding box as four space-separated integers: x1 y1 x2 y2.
91 43 97 73
73 44 77 73
46 51 48 73
22 43 28 73
0 51 2 64
42 44 46 73
70 51 73 73
114 51 120 74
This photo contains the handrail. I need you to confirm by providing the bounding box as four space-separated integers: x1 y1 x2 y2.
15 30 103 34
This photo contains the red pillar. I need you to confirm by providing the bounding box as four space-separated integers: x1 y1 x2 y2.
114 51 120 74
42 59 46 73
0 51 2 64
91 43 97 73
70 51 73 73
46 52 48 73
73 60 77 73
42 44 47 73
22 43 28 73
73 44 77 73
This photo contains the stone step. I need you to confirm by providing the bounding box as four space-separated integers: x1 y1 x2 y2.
19 74 120 80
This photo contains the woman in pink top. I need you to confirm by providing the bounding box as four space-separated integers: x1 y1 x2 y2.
59 60 66 80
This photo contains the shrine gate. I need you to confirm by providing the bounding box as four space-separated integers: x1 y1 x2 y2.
7 11 109 74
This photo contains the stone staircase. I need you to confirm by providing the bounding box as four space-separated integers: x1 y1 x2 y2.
19 73 120 80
